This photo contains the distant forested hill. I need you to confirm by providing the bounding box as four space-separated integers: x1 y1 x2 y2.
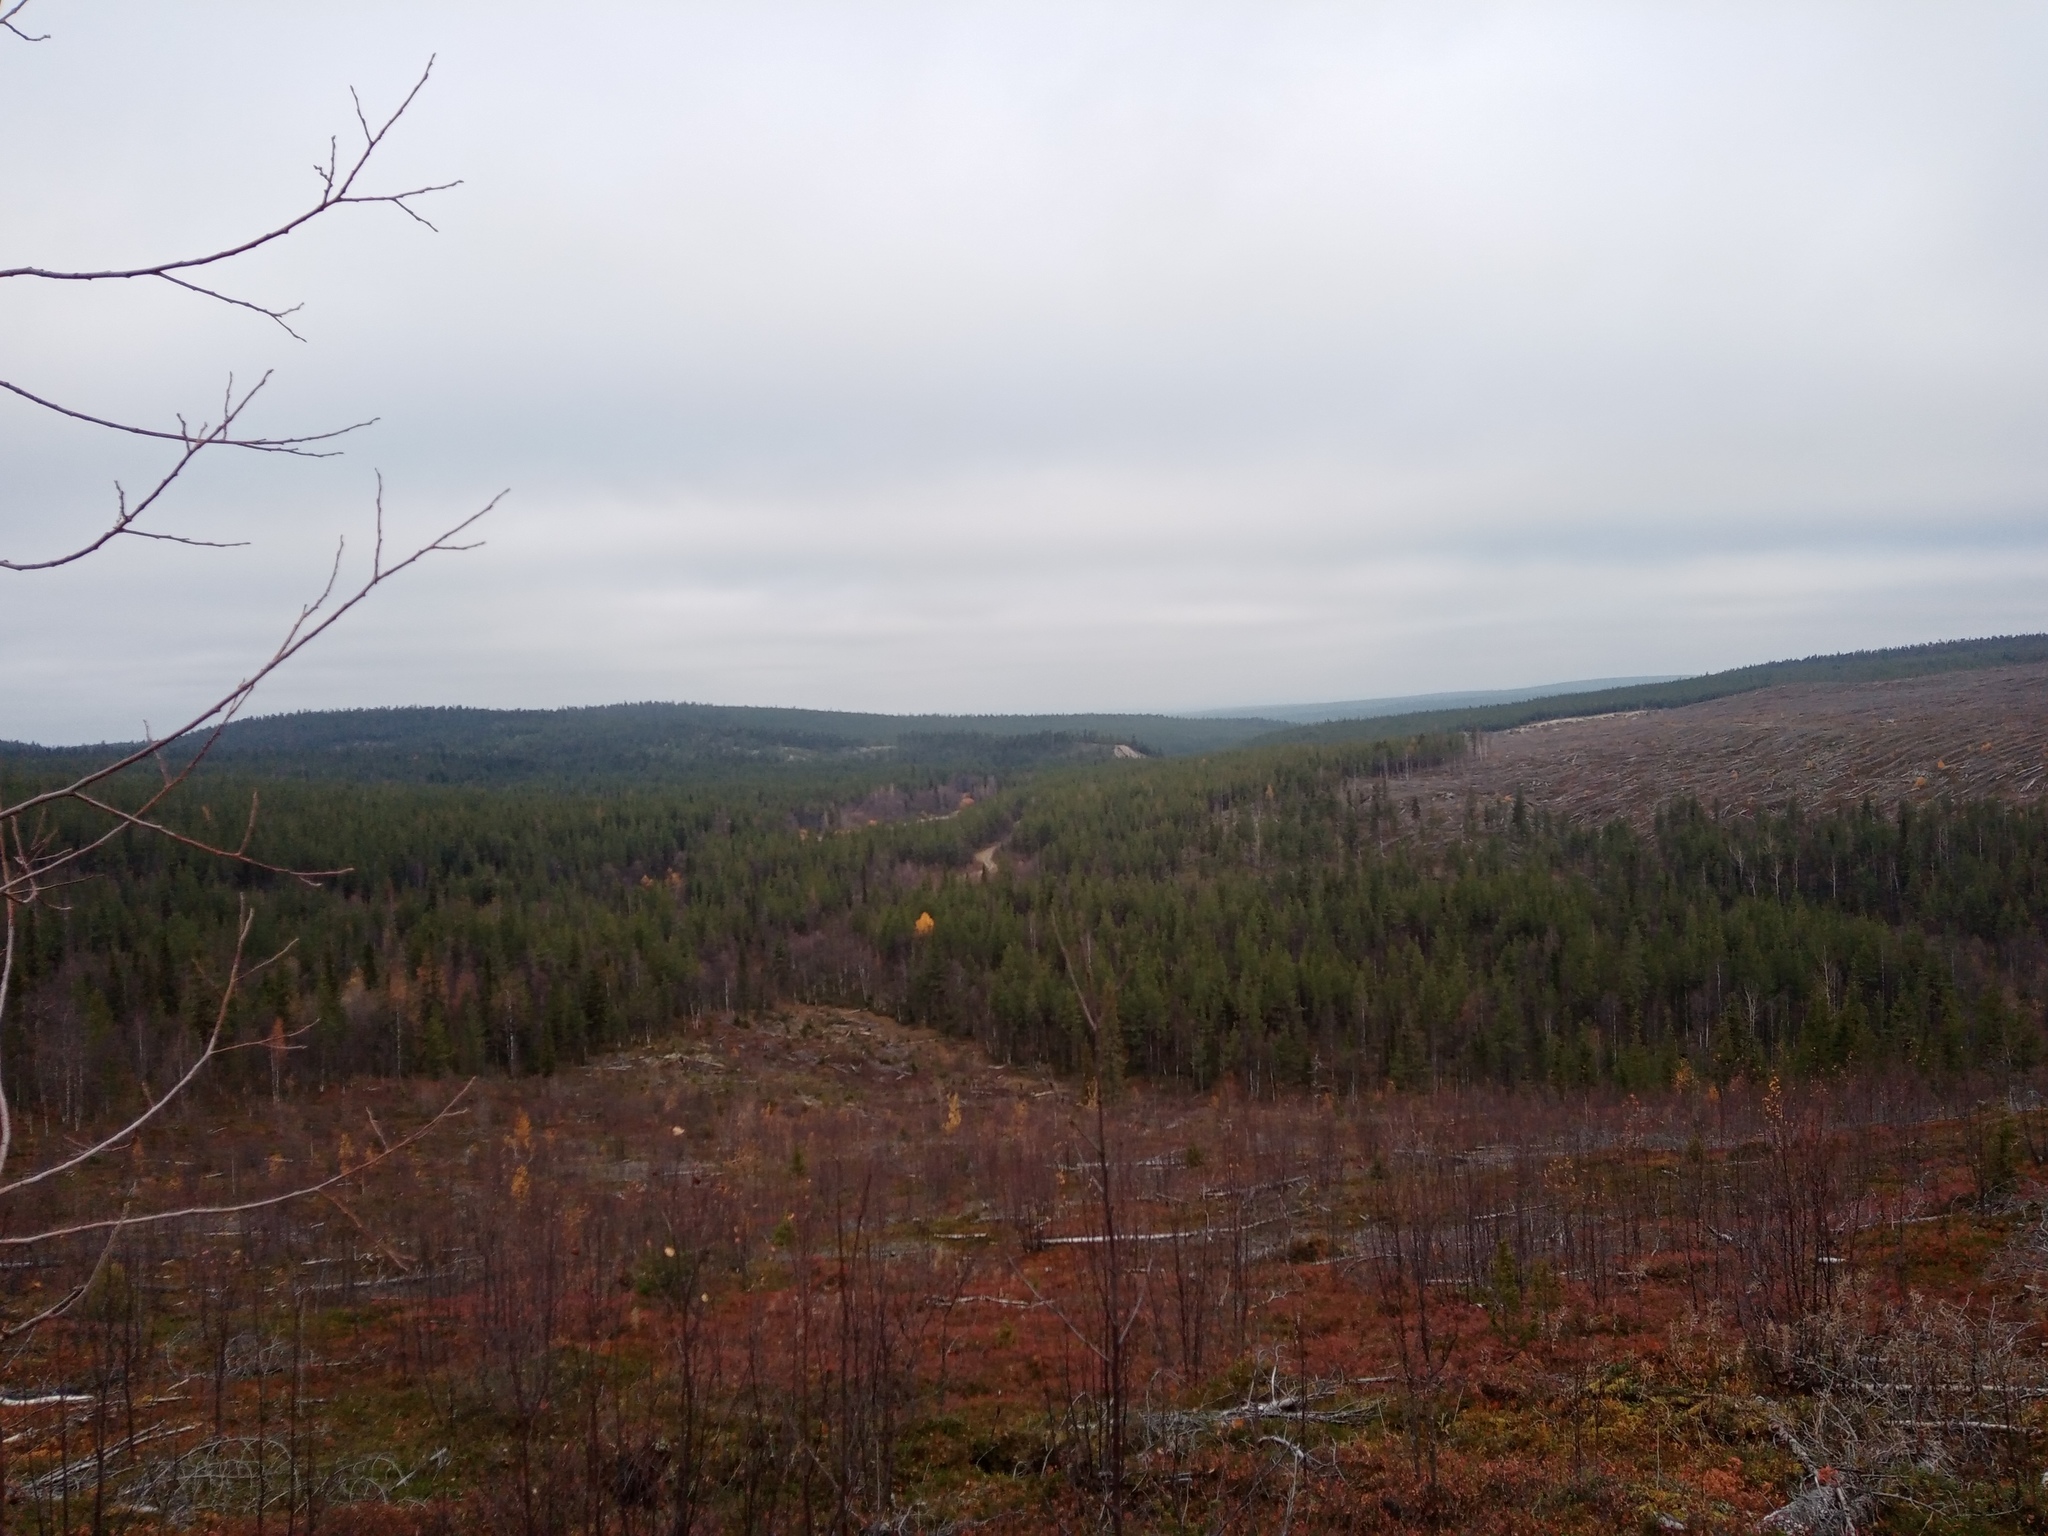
10 634 2040 786
1 702 1288 786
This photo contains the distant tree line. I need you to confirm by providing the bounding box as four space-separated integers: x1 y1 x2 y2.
3 731 2043 1121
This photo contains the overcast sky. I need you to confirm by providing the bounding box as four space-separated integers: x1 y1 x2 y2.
5 1 2047 743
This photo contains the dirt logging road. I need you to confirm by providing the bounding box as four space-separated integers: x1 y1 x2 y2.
1401 661 2048 831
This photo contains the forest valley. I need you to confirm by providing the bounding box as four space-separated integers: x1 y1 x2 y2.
4 733 2043 1115
2 716 2047 1531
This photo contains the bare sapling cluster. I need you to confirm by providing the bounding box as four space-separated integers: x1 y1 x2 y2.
1 0 497 1474
0 1003 2037 1529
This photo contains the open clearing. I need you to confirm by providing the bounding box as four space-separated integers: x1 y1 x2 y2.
13 1005 2038 1533
1397 660 2048 831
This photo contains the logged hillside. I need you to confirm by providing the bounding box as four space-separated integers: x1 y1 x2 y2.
1392 660 2048 839
1271 632 2048 747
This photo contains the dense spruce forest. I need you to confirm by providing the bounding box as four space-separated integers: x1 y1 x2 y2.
5 718 2044 1127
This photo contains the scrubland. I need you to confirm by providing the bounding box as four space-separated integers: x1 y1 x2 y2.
8 1004 2048 1534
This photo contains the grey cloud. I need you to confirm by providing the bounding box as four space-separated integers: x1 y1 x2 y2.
4 1 2046 741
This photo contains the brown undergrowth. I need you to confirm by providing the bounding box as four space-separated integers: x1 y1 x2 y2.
4 1006 2047 1533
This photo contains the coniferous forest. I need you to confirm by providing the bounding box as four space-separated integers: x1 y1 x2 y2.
6 723 2043 1128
